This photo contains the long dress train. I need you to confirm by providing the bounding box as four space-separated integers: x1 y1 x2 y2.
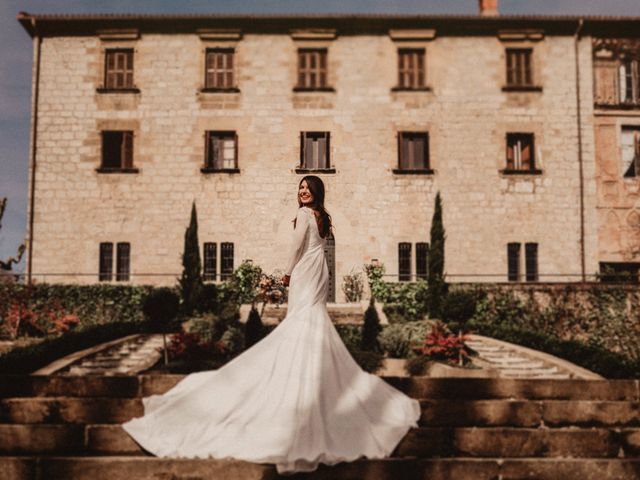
122 205 422 475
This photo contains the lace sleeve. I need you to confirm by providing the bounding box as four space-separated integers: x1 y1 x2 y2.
284 208 310 276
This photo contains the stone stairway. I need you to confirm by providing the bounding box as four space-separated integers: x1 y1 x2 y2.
1 375 639 479
466 335 602 379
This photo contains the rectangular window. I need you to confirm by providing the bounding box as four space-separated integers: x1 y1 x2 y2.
507 242 520 282
506 48 533 87
116 242 130 282
525 242 538 282
621 126 640 178
398 242 411 281
205 49 235 89
398 132 429 170
105 49 134 89
101 131 133 169
220 242 234 281
599 262 640 283
300 132 330 169
99 242 113 282
619 59 640 104
297 49 328 89
205 131 237 170
416 242 429 280
398 49 425 89
506 133 535 171
203 242 217 281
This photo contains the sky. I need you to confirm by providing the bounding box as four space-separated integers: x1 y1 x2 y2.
2 0 640 275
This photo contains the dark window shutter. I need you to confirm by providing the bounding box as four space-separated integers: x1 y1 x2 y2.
398 242 412 281
220 242 234 281
507 242 520 281
525 242 538 282
122 131 133 168
203 242 217 281
416 242 429 280
116 242 130 281
99 242 113 281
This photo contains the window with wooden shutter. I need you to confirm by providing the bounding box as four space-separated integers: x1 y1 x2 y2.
220 242 234 281
619 59 640 104
398 242 411 281
205 49 235 90
525 242 538 282
398 132 429 170
300 132 330 169
507 242 520 282
416 242 429 280
397 49 425 89
205 131 237 170
203 242 217 281
99 242 113 281
105 49 134 89
506 49 533 87
116 242 130 281
592 39 640 108
594 57 619 105
506 133 535 171
101 131 134 170
296 49 328 90
621 127 640 178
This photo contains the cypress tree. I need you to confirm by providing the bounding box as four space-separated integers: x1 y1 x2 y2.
428 191 447 319
178 201 203 315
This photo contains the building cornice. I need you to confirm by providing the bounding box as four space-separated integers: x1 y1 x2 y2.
16 11 640 38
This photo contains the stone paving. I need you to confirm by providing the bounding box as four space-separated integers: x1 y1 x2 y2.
53 335 165 376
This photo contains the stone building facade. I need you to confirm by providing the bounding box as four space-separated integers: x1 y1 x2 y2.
17 11 639 301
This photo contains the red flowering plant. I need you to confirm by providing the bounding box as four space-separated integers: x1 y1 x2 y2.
412 321 476 367
1 286 79 339
159 331 228 370
256 272 287 316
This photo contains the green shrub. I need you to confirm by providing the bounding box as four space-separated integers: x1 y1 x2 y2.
142 288 180 331
379 320 432 358
361 300 382 352
347 348 384 373
441 289 479 325
195 283 221 314
383 281 429 322
245 307 266 349
342 268 364 302
229 260 263 306
335 324 362 352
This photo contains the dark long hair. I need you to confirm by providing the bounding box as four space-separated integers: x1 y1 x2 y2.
292 175 334 239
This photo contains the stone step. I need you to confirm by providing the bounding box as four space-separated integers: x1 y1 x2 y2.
2 456 640 480
2 424 636 457
1 398 639 426
2 376 638 401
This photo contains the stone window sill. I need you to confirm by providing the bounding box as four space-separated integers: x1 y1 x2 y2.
201 167 240 174
292 87 336 93
391 86 432 92
96 87 141 94
96 167 139 174
392 168 434 175
200 87 241 93
295 168 336 174
501 85 543 92
500 168 543 175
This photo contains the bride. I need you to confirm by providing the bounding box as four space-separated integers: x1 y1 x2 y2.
122 175 421 475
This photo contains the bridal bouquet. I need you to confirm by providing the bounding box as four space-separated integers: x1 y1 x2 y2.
256 272 287 315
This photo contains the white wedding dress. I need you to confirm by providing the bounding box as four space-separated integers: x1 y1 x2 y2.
122 205 421 475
